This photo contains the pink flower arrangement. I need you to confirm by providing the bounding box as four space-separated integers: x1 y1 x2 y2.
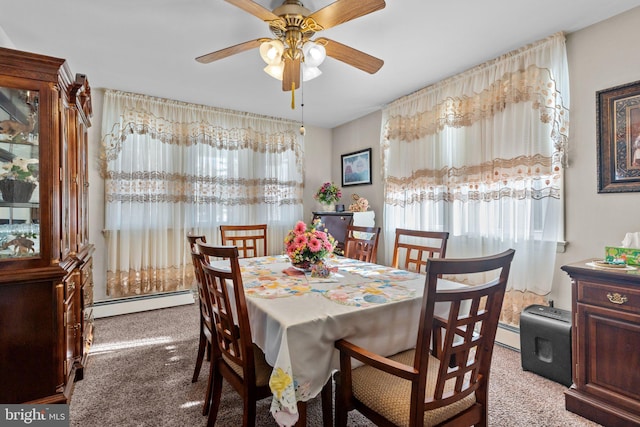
284 219 337 265
314 182 342 205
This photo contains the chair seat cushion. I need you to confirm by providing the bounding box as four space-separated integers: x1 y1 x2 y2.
351 349 476 427
223 343 272 387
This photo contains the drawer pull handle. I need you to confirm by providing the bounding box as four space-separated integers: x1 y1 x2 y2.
606 292 628 305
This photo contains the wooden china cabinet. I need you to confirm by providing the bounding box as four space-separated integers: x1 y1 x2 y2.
561 261 640 426
0 47 94 403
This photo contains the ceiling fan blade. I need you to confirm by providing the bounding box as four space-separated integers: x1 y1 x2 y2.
225 0 281 22
282 57 301 92
316 38 383 74
196 39 264 64
307 0 385 30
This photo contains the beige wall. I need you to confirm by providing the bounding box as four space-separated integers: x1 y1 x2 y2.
302 125 333 222
87 90 107 300
86 6 640 308
553 6 640 309
330 110 385 258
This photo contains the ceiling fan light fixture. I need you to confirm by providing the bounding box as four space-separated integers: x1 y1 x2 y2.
196 0 386 98
301 63 322 81
302 41 326 67
259 39 284 65
264 63 284 80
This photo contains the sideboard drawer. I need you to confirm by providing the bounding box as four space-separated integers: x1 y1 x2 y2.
578 280 640 314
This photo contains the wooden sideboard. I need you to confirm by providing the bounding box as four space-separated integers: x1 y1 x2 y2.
312 211 375 254
561 260 640 426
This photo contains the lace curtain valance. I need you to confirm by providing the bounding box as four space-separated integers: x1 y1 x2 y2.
381 33 570 321
101 90 304 298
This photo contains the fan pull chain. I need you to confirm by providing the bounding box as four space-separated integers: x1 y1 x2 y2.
299 78 305 135
291 82 295 109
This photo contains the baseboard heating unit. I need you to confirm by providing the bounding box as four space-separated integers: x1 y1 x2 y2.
93 290 195 318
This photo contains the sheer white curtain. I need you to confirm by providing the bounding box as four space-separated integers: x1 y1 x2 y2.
381 33 569 324
101 90 303 298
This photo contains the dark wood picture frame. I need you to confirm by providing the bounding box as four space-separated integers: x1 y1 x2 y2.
341 148 372 187
597 79 640 193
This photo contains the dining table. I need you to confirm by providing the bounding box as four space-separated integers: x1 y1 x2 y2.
208 254 467 427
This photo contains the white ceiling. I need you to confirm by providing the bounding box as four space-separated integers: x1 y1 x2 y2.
1 0 640 128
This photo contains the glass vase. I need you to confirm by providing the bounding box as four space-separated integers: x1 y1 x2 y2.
291 260 313 272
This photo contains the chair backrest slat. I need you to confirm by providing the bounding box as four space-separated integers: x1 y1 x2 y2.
343 225 381 263
187 233 206 253
220 224 268 258
392 228 449 273
186 234 213 332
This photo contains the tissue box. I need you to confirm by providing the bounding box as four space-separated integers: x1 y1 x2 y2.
605 246 640 266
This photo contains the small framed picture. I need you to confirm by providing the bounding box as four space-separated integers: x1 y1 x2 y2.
341 148 372 187
597 80 640 193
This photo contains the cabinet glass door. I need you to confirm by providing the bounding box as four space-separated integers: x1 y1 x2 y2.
0 87 39 259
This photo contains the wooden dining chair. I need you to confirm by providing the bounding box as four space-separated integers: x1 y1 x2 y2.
197 243 273 426
392 229 450 273
343 224 381 263
197 242 334 427
334 249 516 427
219 224 268 258
186 234 216 415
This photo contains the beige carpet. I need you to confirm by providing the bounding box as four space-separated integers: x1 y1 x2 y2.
70 304 600 426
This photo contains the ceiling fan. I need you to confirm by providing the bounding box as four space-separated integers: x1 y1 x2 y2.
196 0 386 94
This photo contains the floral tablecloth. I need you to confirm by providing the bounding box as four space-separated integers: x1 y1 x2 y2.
209 254 465 427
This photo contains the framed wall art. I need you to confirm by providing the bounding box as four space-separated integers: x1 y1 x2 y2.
341 148 372 187
597 79 640 193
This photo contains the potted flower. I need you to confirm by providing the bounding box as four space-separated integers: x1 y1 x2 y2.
284 219 337 271
314 182 342 211
0 157 38 203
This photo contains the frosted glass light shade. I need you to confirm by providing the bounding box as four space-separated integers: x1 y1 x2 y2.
302 64 322 81
259 40 284 65
264 63 284 80
302 41 326 67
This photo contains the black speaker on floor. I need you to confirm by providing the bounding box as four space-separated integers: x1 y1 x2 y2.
520 304 572 387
